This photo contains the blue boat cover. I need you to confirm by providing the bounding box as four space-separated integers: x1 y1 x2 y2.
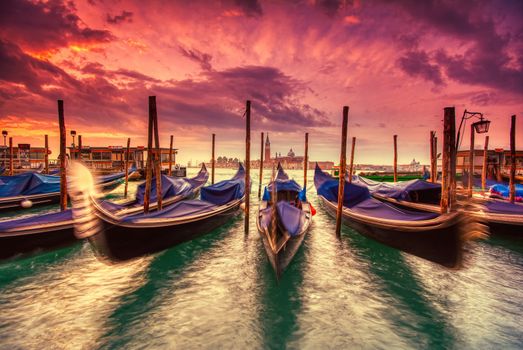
185 164 209 188
135 175 194 204
276 201 306 236
314 164 438 221
490 183 523 201
200 163 246 205
122 164 245 221
263 165 304 200
123 200 218 221
314 165 370 208
484 200 523 215
0 166 132 198
354 175 441 202
0 172 61 197
0 210 73 231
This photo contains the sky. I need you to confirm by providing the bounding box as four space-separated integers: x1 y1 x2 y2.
0 0 522 165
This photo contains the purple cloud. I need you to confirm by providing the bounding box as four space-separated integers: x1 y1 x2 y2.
107 10 134 25
397 51 445 86
0 0 113 51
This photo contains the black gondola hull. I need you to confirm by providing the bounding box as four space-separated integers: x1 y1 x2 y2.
319 196 464 268
87 204 242 262
0 225 76 260
260 232 306 279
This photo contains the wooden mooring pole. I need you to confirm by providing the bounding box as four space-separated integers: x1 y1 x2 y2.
9 137 13 176
441 107 455 213
393 135 398 182
244 100 251 235
509 115 516 203
124 137 131 198
468 124 475 197
258 132 264 199
430 131 435 183
348 137 356 183
78 135 82 161
143 98 154 214
151 96 163 211
58 100 67 211
481 136 489 191
449 113 457 207
304 133 309 188
211 133 216 185
44 134 49 174
335 106 349 238
168 135 173 176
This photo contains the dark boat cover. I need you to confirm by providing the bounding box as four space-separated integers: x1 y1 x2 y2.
0 210 73 231
0 166 5 175
200 163 245 205
135 175 194 204
0 167 134 198
354 175 441 203
314 164 438 221
483 200 523 215
122 164 245 222
276 201 306 236
0 172 61 197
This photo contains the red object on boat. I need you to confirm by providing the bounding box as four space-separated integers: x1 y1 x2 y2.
310 203 317 216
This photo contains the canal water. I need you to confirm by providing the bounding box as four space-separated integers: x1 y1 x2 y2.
0 168 522 349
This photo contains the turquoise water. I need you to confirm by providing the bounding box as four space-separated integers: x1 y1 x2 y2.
0 169 522 349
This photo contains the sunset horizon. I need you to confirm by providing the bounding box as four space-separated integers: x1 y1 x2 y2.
1 0 522 165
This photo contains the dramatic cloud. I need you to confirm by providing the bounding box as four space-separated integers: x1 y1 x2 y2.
234 0 263 17
0 0 113 52
107 10 134 24
1 0 522 163
178 47 213 71
397 51 445 86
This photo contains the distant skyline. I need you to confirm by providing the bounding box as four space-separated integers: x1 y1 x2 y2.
1 0 522 165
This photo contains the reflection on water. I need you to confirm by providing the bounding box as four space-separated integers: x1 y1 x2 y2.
0 169 522 349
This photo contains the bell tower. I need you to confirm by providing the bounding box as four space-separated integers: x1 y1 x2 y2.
264 133 271 164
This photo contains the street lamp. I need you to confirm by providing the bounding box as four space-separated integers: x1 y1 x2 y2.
70 130 76 159
2 130 7 146
456 110 491 197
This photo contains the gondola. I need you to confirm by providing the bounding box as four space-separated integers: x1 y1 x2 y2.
354 175 523 236
0 166 137 212
314 164 470 268
257 164 313 278
71 163 247 262
0 165 208 260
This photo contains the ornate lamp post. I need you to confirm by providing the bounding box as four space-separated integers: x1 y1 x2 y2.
456 110 491 197
2 130 7 146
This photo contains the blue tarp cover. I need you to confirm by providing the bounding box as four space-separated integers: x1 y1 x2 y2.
200 164 246 205
276 201 306 236
314 164 439 221
354 176 441 202
0 167 132 198
314 165 370 208
264 166 304 200
0 210 72 231
123 200 218 221
135 175 194 204
490 183 523 200
0 172 61 197
484 200 523 215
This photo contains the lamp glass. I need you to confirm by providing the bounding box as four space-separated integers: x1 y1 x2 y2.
473 120 490 134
